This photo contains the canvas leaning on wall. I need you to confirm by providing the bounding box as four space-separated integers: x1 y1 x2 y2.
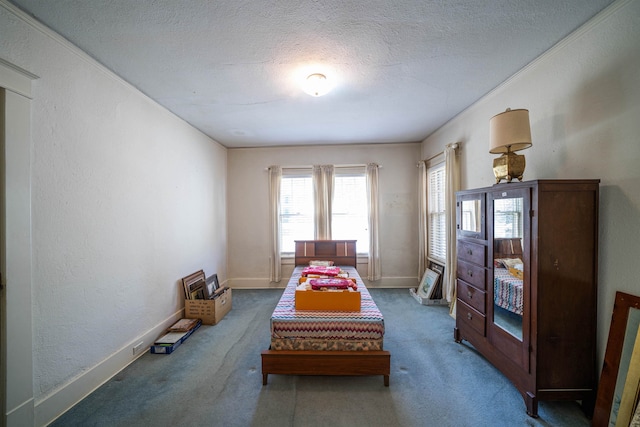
410 263 446 306
418 268 440 299
593 292 640 426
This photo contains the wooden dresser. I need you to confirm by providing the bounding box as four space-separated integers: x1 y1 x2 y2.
453 180 600 417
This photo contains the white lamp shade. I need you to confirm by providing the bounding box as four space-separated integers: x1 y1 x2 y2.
489 108 532 154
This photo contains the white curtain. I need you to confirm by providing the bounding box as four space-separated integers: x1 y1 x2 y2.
313 165 334 240
417 161 428 278
366 163 381 281
268 166 282 282
444 143 460 315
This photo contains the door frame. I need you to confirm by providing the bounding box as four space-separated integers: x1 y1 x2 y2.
0 57 37 427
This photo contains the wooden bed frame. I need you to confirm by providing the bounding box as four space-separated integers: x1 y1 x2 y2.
261 240 391 386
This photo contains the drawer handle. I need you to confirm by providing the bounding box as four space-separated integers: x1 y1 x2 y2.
467 312 473 320
467 270 473 277
467 249 473 255
467 291 472 299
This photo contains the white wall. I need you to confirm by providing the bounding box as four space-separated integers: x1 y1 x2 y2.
0 3 227 425
421 0 640 368
227 143 421 288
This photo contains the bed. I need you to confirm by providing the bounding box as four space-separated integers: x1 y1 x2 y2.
493 265 523 316
261 240 391 386
492 238 524 316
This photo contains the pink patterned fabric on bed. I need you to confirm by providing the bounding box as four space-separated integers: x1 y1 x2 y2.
309 278 357 290
270 266 385 349
493 267 523 315
301 265 341 276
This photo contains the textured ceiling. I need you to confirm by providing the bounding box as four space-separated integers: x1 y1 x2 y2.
9 0 615 148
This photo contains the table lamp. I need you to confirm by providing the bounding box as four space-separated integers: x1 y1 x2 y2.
489 108 532 183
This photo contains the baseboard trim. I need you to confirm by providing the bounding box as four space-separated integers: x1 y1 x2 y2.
6 397 34 426
34 310 184 426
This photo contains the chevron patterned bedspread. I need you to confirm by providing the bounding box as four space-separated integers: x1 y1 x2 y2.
494 267 523 316
270 266 385 346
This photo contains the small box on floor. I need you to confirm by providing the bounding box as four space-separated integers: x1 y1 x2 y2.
185 287 232 325
150 321 202 354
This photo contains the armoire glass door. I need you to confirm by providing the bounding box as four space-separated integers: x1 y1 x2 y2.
490 188 529 344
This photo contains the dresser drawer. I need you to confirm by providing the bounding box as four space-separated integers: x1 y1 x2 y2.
457 240 486 265
457 259 486 290
457 279 486 314
457 299 486 336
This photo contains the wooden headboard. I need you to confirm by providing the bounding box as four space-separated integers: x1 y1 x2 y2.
493 237 523 260
294 240 357 267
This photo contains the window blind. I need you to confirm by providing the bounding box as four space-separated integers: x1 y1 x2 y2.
280 174 314 253
428 163 446 262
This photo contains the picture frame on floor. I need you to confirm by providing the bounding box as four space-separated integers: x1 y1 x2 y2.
428 260 445 299
417 268 440 299
181 269 206 300
593 291 640 426
204 274 220 299
616 325 640 426
428 260 444 277
189 279 206 300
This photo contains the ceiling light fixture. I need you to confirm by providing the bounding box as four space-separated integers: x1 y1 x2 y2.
303 73 331 97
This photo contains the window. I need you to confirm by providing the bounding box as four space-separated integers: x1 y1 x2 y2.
332 171 369 254
428 163 446 262
279 172 314 253
278 167 370 255
494 197 523 238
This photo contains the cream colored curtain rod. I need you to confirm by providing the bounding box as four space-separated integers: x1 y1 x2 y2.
266 164 382 171
418 142 459 167
417 151 443 167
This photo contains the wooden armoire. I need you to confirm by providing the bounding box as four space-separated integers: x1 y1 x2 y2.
453 179 600 417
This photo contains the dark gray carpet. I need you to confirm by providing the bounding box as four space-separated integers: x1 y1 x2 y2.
49 289 590 426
